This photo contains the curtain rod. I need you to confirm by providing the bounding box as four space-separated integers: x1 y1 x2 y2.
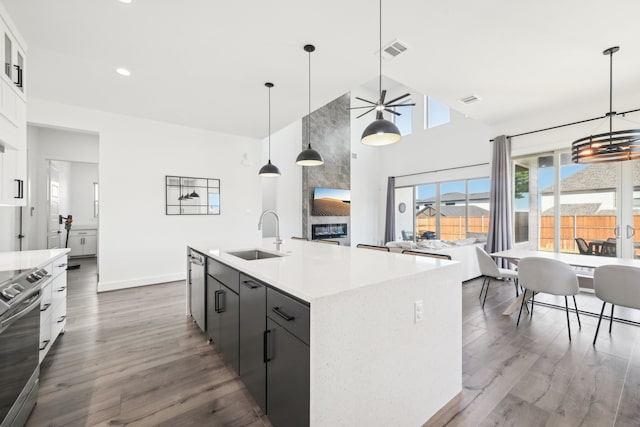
489 107 640 142
393 162 490 179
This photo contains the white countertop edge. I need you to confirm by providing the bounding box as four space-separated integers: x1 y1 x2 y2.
190 239 460 303
0 248 70 273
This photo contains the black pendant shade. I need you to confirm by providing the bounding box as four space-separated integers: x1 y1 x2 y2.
259 159 281 177
189 189 200 198
361 111 402 146
295 146 324 166
296 44 324 166
259 82 281 177
572 46 640 163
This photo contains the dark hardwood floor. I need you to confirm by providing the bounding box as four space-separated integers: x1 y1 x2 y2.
27 258 640 426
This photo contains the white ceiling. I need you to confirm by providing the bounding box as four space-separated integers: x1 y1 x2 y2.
3 0 640 139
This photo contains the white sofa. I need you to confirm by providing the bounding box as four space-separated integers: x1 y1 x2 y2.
386 239 483 282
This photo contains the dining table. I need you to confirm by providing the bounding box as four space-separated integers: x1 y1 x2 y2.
491 249 640 316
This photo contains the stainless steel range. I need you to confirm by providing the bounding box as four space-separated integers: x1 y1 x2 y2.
0 267 50 427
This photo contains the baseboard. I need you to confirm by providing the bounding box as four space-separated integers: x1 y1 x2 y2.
98 273 185 293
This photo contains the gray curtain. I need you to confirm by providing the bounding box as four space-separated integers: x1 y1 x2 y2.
486 135 513 268
384 177 395 243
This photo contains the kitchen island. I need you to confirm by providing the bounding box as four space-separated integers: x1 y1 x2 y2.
188 238 462 427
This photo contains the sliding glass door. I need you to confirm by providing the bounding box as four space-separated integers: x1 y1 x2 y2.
515 151 639 259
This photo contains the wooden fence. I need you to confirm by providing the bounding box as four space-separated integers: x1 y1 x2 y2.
417 215 640 255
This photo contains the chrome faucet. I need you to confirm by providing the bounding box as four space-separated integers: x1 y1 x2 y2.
258 209 283 251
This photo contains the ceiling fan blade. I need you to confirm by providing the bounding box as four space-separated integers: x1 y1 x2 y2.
355 97 377 105
387 102 417 108
386 93 411 105
380 90 387 104
384 108 401 116
349 106 380 110
356 107 376 119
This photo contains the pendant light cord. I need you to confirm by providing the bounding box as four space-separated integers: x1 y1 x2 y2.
608 49 614 138
268 84 271 160
379 0 382 97
308 47 312 149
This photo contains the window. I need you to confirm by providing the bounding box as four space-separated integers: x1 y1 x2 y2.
398 177 490 242
514 163 530 243
93 182 99 217
392 103 412 136
425 96 450 129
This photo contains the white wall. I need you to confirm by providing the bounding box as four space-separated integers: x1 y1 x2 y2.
259 120 303 243
68 162 98 227
28 99 261 292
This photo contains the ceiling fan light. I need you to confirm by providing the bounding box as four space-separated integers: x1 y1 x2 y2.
296 146 324 166
259 159 282 177
361 118 401 146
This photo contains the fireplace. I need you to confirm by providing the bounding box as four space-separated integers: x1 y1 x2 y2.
311 223 348 240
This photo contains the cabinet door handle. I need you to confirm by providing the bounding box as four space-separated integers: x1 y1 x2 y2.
57 263 67 268
241 279 260 289
56 286 66 292
263 330 272 363
40 303 51 312
39 340 50 351
57 315 66 323
214 290 220 313
218 290 226 313
13 64 21 86
272 306 295 322
14 179 23 199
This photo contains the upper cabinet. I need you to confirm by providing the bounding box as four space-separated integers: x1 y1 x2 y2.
0 1 26 151
0 2 27 207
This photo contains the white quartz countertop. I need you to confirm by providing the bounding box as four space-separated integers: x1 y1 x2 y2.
190 238 458 303
0 248 70 273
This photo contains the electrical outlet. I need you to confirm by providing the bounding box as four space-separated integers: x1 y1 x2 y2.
414 300 424 323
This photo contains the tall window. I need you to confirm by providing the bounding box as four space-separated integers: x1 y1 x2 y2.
392 103 412 136
424 96 450 129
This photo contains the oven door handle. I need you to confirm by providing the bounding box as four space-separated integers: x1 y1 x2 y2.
0 293 43 333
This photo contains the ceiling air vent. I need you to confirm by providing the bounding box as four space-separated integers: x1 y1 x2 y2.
379 39 408 60
459 95 481 105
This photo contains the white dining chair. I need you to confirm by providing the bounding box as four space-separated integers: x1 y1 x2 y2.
593 265 640 346
517 257 581 341
475 247 519 308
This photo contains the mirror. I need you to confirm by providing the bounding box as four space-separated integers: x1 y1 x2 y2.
165 175 220 215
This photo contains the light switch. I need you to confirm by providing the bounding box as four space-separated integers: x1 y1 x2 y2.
414 300 424 323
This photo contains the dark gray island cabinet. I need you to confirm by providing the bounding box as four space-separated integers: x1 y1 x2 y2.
187 240 462 427
197 255 310 427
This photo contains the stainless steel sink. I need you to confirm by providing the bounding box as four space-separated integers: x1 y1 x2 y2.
226 249 285 260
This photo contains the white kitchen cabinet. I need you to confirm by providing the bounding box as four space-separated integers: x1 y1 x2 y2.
0 2 27 206
68 229 97 257
39 255 68 363
0 146 26 206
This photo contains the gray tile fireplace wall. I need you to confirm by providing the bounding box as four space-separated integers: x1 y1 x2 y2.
301 93 351 245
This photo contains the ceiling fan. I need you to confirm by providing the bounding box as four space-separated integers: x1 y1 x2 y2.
350 90 415 119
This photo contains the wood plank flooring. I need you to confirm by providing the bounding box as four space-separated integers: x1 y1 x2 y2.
26 258 270 427
26 258 640 426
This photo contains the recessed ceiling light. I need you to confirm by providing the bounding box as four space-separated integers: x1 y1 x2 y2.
119 0 133 4
116 68 131 77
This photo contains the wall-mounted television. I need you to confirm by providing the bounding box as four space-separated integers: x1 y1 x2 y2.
312 187 350 216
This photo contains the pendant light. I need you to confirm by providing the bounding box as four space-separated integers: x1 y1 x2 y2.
352 0 414 146
572 46 640 163
296 44 324 166
259 82 282 177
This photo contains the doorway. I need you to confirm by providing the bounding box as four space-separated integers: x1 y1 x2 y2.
25 125 99 287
